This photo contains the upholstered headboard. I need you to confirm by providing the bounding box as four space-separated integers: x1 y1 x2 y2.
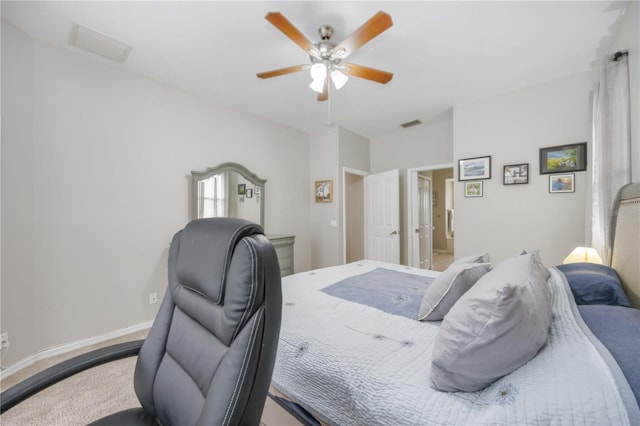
610 182 640 308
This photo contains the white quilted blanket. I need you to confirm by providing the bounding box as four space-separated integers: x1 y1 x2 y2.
271 260 639 426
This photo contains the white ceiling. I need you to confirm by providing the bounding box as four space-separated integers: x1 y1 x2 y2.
1 1 628 138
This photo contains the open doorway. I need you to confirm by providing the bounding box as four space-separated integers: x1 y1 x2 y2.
343 168 367 263
408 164 454 271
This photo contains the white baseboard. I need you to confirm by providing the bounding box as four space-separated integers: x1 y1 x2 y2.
0 321 152 380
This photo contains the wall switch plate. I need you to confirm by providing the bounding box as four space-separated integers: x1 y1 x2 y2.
1 332 9 350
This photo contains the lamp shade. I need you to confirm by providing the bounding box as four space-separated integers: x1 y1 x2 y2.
562 247 603 264
330 70 349 90
309 77 325 93
308 63 327 93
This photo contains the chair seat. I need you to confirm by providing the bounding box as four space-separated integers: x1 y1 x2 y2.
88 407 158 426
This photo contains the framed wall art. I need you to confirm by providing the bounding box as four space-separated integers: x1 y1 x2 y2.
458 156 491 181
315 180 333 203
549 174 575 193
539 142 587 174
464 181 483 197
237 183 246 195
503 163 529 185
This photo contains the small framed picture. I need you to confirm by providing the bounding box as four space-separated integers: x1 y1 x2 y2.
237 184 246 195
549 174 575 193
503 163 529 185
246 188 253 199
464 181 483 197
539 142 587 174
315 180 333 203
458 156 491 181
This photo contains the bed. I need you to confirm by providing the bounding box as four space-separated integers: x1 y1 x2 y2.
268 182 640 426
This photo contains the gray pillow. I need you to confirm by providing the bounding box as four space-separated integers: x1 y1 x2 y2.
450 253 490 266
418 263 491 321
430 252 552 392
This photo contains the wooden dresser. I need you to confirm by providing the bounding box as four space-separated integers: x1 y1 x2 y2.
267 235 295 277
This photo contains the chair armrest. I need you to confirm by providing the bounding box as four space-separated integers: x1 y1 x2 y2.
1 339 144 413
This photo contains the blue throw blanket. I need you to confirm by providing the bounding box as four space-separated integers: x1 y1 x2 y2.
321 268 433 319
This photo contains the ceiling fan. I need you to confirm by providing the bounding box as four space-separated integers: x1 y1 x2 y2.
257 11 393 101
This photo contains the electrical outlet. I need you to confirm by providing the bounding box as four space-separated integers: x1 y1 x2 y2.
149 292 158 305
1 332 9 351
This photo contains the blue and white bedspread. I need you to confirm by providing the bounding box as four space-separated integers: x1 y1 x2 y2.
271 260 640 426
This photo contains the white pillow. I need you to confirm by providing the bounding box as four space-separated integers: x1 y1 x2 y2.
430 252 552 392
417 262 491 321
450 253 490 266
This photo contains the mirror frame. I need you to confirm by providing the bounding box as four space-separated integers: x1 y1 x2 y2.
191 162 266 227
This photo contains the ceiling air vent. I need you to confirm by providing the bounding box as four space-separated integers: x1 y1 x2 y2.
400 119 423 129
68 23 133 63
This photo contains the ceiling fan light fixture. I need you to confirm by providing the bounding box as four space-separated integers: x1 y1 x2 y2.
309 78 325 93
309 63 327 93
331 70 348 90
309 63 327 80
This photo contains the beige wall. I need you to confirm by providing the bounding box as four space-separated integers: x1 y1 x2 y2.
453 71 596 265
451 2 639 266
309 127 340 269
1 21 311 366
370 119 454 264
2 1 638 371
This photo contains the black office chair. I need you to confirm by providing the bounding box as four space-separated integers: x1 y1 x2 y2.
1 218 282 425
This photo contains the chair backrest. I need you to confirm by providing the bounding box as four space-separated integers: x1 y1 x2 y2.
133 218 282 425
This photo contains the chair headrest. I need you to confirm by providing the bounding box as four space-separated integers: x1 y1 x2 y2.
175 217 263 303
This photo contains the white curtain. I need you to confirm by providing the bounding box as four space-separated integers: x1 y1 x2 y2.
589 53 632 264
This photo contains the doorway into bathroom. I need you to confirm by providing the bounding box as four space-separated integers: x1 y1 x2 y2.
408 165 454 271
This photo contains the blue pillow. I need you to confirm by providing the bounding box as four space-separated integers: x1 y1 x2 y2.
579 305 640 406
557 263 631 307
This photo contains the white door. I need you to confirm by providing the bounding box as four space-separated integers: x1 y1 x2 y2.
364 169 400 263
418 176 433 269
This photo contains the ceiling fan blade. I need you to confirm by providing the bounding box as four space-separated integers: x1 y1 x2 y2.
317 78 329 101
332 11 393 60
265 12 314 54
341 63 393 84
257 64 307 79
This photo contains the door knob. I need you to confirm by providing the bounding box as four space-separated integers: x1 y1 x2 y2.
390 230 398 236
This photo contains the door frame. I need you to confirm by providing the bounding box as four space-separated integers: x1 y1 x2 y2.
342 167 369 264
407 163 454 268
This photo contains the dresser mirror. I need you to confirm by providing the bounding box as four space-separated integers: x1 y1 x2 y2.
191 162 266 227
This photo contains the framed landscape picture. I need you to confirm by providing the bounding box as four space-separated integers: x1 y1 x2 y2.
458 156 491 181
549 174 575 193
539 142 586 174
503 163 529 185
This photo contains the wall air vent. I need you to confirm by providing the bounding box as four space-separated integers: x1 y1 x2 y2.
400 119 423 128
68 23 133 63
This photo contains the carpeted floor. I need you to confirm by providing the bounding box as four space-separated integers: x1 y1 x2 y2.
0 330 147 425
